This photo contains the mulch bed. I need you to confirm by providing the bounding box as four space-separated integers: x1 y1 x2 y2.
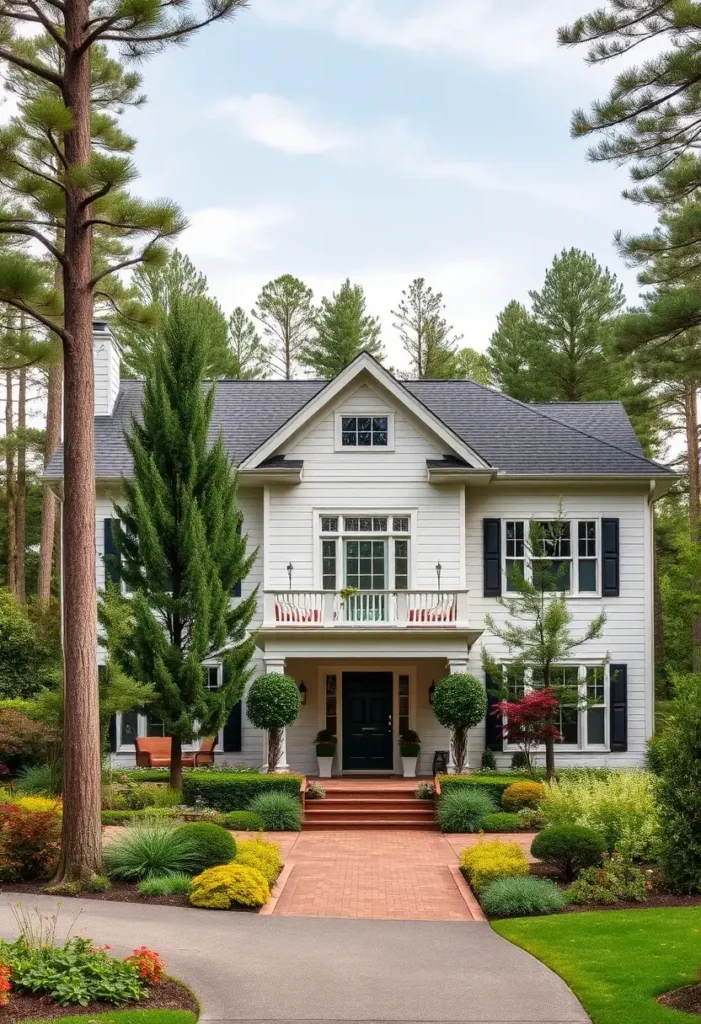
0 978 198 1023
1 882 258 912
658 984 701 1015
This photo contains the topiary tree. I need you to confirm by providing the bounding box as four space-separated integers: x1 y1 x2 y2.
432 674 487 774
246 674 301 773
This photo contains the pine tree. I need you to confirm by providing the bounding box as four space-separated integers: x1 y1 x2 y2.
453 346 490 384
0 2 245 882
392 278 461 378
486 301 540 401
301 278 384 377
253 275 315 379
117 250 234 378
101 299 257 790
227 308 271 379
482 505 607 780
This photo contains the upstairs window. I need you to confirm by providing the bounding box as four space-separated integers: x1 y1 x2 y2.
337 414 393 449
504 518 602 597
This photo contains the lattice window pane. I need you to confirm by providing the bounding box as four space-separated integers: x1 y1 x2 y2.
322 539 337 590
393 516 409 532
321 516 339 532
578 521 597 557
394 539 408 590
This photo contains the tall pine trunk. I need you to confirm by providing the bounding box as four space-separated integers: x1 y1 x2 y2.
53 11 102 882
5 369 15 594
684 382 701 672
15 365 26 603
38 361 62 606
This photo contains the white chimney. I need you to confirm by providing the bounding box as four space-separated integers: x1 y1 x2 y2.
93 321 121 416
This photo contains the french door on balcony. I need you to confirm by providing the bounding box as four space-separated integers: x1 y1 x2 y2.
343 539 387 621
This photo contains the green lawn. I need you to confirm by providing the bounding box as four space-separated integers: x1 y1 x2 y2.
20 1013 196 1024
494 907 701 1024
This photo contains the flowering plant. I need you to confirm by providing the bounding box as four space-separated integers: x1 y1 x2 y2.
493 689 561 774
0 964 11 1006
124 947 166 985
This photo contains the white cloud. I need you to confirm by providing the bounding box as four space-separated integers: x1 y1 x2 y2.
255 0 587 73
181 204 293 262
211 93 354 155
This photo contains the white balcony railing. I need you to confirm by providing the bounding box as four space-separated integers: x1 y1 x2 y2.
263 589 469 628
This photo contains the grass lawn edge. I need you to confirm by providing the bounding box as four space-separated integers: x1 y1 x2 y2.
15 1013 197 1024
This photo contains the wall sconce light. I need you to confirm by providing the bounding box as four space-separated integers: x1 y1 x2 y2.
428 680 436 705
435 562 442 590
287 562 294 590
298 681 307 706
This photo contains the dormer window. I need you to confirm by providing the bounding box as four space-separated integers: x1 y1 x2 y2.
337 414 392 448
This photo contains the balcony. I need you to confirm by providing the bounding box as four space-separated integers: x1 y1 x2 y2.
262 589 470 629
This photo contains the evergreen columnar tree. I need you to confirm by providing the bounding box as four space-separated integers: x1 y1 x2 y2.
253 275 315 379
392 278 461 378
117 250 233 378
227 307 271 379
101 299 257 790
486 301 539 401
0 0 245 882
482 505 607 780
301 278 384 377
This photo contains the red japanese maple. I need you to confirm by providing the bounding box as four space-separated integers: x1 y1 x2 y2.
493 688 561 773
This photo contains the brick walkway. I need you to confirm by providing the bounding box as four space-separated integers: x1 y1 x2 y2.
268 829 483 921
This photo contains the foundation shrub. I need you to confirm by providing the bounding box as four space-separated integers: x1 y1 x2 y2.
531 825 603 882
460 839 529 892
566 855 649 905
189 863 270 909
181 772 302 812
437 788 496 833
502 782 544 813
480 876 566 917
482 812 523 833
173 822 236 872
517 808 546 831
0 804 61 880
235 838 282 885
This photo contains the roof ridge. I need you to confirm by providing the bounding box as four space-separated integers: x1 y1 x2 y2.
413 377 670 475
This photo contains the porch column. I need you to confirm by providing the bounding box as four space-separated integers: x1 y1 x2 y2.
447 657 469 774
261 656 289 773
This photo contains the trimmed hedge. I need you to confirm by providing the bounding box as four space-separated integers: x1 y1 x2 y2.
482 812 523 833
438 774 531 804
182 772 302 812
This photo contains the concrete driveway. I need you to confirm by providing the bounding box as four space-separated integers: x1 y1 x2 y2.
0 893 590 1024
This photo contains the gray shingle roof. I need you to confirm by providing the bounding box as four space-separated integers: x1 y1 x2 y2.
45 377 673 480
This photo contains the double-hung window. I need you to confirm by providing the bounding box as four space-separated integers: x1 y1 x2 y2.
318 513 411 592
504 518 600 596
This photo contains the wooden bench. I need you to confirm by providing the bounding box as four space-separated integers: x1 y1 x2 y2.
134 736 218 768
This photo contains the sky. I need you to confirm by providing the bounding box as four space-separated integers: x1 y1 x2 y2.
117 0 658 373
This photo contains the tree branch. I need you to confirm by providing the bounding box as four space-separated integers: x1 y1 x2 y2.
0 297 65 342
0 45 63 89
0 223 66 264
99 6 238 48
90 252 148 287
23 0 68 49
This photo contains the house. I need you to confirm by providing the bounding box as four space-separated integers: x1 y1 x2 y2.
46 324 676 775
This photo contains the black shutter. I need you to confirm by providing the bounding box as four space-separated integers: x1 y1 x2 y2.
104 518 121 585
483 518 501 597
610 664 628 752
601 518 620 597
232 523 242 597
484 673 502 752
222 662 242 752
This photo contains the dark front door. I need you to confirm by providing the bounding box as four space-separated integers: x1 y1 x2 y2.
342 672 393 771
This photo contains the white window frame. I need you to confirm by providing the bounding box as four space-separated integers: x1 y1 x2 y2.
503 518 601 598
113 661 223 754
315 510 414 591
498 662 610 753
334 412 395 452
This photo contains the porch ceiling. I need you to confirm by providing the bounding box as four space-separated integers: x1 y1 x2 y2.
256 627 483 660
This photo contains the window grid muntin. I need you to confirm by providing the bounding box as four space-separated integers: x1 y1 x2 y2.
341 415 388 447
321 516 338 533
394 539 409 590
322 539 337 591
344 539 387 590
500 663 608 751
505 518 601 597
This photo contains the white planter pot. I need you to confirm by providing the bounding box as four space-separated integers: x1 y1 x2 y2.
401 755 418 778
317 755 334 778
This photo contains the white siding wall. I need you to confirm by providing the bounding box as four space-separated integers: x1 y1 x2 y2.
463 486 651 767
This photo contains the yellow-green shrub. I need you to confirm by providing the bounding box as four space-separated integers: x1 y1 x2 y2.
189 863 270 909
12 796 61 815
460 839 529 892
235 838 282 885
502 782 544 813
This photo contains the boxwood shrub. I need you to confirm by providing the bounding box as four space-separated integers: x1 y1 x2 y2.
482 812 523 833
182 771 302 812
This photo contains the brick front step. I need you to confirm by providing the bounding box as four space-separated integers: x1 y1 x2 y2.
303 818 437 830
308 797 431 811
306 804 433 817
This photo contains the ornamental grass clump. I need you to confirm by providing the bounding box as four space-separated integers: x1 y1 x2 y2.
217 810 265 831
138 872 193 897
531 825 603 881
460 839 530 892
235 838 282 885
480 876 566 917
103 821 200 881
540 770 659 859
174 822 236 872
437 788 496 833
249 792 302 831
189 863 270 909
